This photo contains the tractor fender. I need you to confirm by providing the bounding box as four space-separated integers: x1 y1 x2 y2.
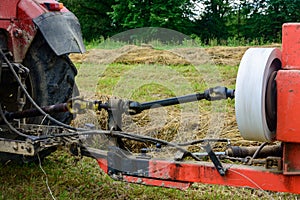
6 0 85 62
33 11 86 56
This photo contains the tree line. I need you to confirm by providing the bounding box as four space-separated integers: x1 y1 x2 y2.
61 0 300 44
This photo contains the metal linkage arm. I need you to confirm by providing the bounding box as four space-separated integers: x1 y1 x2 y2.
127 86 235 115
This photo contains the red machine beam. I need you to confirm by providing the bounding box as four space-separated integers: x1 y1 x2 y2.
96 157 300 194
149 160 300 193
97 158 108 173
122 176 191 190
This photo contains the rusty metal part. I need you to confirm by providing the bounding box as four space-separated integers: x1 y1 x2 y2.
225 144 282 158
266 156 282 170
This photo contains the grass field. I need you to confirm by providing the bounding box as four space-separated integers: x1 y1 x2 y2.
1 44 299 199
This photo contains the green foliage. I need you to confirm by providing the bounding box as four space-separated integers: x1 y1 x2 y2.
62 0 300 44
227 0 300 43
194 0 232 43
110 0 196 35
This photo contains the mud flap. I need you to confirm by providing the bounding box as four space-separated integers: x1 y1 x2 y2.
33 12 86 56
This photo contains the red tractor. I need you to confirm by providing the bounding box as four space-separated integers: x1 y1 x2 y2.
0 0 85 162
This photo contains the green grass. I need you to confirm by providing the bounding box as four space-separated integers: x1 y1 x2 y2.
96 63 228 99
84 36 276 50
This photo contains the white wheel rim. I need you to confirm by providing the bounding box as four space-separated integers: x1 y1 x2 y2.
235 48 281 142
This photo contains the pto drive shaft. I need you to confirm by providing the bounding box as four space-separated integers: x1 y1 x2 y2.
128 86 234 115
2 86 234 120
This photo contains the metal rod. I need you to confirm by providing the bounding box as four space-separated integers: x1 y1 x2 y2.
225 145 282 158
128 86 234 114
3 103 68 121
135 92 205 111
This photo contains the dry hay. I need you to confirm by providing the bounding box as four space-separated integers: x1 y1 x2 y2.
113 47 191 65
204 44 281 66
70 44 275 154
70 44 281 66
70 45 139 64
205 46 248 66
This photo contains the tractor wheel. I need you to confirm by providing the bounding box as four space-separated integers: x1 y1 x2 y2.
0 31 78 164
23 32 78 124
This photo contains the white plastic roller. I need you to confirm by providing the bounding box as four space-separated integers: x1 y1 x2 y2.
235 48 281 142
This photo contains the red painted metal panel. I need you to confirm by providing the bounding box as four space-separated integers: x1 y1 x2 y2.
0 0 71 62
282 23 300 69
0 21 11 30
283 143 300 174
11 0 45 61
0 0 19 19
18 0 47 19
123 176 191 190
30 0 69 13
97 158 108 173
276 70 300 143
97 157 300 194
148 160 300 194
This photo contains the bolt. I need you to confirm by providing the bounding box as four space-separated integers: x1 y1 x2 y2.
141 148 147 156
13 29 23 38
13 144 18 151
26 147 32 153
156 143 162 149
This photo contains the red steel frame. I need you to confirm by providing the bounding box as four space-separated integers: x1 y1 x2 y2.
94 23 300 194
97 158 300 193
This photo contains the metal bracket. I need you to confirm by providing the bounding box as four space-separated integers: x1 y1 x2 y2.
202 142 226 176
0 138 35 156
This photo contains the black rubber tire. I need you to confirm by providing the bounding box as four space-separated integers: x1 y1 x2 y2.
24 32 78 124
0 31 78 164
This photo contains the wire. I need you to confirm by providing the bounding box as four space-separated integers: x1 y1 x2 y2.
228 168 273 199
34 129 232 162
228 168 263 190
35 129 206 161
248 142 268 165
37 153 57 200
118 131 201 160
177 138 230 146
